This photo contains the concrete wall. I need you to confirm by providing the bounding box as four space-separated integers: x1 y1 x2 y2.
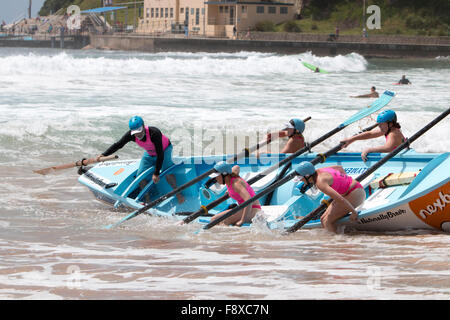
0 35 90 49
89 34 450 58
246 32 450 45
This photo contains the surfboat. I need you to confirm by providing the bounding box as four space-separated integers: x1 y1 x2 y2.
78 150 450 233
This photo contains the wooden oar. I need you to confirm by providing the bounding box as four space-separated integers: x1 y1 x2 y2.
33 155 118 175
284 106 450 233
184 91 395 225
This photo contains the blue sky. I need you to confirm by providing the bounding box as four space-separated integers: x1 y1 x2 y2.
0 0 46 24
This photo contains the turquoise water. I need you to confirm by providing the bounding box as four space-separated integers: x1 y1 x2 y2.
0 47 449 299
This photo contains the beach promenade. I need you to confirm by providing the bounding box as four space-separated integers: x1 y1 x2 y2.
1 29 450 58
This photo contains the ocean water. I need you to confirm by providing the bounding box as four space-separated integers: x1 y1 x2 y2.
0 47 449 300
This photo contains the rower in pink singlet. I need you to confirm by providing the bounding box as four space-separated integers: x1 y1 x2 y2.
318 167 363 196
296 162 366 233
226 177 262 209
208 162 262 226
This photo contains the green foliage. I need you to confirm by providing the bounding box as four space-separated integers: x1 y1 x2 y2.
39 0 73 15
405 15 426 29
255 21 276 32
307 0 338 20
39 0 101 16
283 21 302 33
300 0 449 36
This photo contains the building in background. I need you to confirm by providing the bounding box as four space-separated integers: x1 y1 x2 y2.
138 0 301 38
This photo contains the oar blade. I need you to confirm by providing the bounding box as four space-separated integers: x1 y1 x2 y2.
103 211 140 229
341 90 395 127
33 167 55 175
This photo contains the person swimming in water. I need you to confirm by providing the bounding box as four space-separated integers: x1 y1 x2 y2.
350 86 379 98
397 75 412 85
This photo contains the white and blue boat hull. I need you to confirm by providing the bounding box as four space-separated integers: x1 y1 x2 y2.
78 150 450 233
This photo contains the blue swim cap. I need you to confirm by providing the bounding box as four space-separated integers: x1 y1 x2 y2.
377 110 397 123
129 116 144 133
212 161 233 176
295 161 316 176
285 118 305 133
291 118 305 133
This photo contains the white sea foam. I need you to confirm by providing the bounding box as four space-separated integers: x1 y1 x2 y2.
0 50 368 77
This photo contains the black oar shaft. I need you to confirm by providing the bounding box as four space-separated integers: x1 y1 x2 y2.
187 93 394 227
262 123 378 206
184 122 382 225
202 143 345 230
136 116 313 217
183 117 313 224
183 123 378 224
183 194 228 224
285 107 450 233
183 130 342 225
131 139 271 217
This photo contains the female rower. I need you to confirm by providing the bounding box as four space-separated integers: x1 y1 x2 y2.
340 110 405 161
258 118 306 156
296 161 366 233
209 162 262 227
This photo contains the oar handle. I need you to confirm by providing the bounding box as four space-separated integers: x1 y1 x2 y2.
359 123 378 133
33 154 119 175
286 107 450 233
76 154 118 167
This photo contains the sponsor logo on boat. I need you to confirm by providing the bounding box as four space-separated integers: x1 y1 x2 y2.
344 167 368 175
409 182 450 231
98 160 136 167
358 208 406 224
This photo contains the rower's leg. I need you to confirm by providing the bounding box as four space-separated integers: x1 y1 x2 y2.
139 179 150 203
166 174 185 203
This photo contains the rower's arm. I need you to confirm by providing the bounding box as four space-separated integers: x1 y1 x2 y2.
341 127 383 147
101 131 133 156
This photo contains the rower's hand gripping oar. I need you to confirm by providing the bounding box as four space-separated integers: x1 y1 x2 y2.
103 128 289 230
33 155 119 175
284 107 450 234
185 91 395 226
